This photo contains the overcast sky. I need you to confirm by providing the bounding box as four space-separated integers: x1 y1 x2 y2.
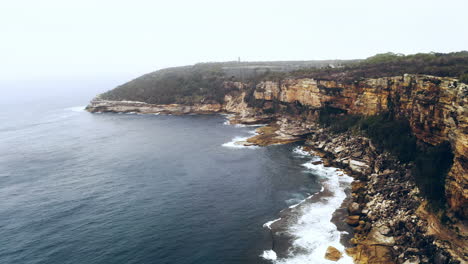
1 0 467 81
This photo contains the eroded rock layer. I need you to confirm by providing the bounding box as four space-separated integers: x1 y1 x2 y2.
234 74 468 218
87 74 467 218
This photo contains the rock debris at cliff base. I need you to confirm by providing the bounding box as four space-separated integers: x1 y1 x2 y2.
87 73 468 263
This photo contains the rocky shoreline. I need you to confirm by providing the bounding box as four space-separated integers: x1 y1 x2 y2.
258 121 467 263
86 101 466 263
92 73 468 221
302 127 467 264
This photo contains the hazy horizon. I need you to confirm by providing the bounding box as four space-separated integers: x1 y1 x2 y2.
0 2 467 263
2 0 467 83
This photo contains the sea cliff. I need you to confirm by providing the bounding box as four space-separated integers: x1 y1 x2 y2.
87 73 467 263
240 74 467 220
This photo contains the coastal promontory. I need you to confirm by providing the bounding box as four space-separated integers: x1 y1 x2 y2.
87 52 468 263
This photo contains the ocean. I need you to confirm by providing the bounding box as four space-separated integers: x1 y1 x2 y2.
0 82 353 264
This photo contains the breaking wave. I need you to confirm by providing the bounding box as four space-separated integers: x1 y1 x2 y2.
292 146 311 156
262 147 354 264
222 116 260 149
65 106 86 112
261 250 278 261
222 134 259 149
263 218 281 229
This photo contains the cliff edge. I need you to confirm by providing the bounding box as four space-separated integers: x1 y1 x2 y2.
87 52 468 263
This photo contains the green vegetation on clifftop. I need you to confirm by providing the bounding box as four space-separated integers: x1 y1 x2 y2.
101 64 227 104
97 51 465 209
288 51 468 83
100 51 468 105
100 60 354 104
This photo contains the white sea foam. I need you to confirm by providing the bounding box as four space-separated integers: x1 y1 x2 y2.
65 106 86 112
223 121 267 128
292 146 310 156
222 116 266 128
287 192 314 209
262 148 354 264
285 198 304 206
261 250 278 261
222 129 259 149
248 130 258 135
288 199 305 209
221 136 258 149
274 159 354 264
263 218 281 229
222 115 234 125
236 123 266 127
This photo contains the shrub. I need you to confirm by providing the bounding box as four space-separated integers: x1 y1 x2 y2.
318 111 453 205
459 73 468 84
413 142 453 206
357 114 417 162
288 51 468 83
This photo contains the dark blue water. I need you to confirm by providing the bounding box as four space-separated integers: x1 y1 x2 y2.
0 87 321 264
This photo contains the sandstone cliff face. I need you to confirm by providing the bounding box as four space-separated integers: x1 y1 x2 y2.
88 74 467 217
238 74 468 217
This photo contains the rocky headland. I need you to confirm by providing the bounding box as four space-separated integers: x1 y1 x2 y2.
87 54 468 264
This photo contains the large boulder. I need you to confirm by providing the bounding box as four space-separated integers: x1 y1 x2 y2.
349 159 370 174
348 202 361 215
365 227 396 246
346 215 360 226
324 246 342 261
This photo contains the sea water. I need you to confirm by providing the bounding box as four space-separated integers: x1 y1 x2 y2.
0 84 351 264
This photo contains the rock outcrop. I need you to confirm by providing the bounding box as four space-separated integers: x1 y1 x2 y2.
304 128 467 264
88 74 467 218
325 246 343 261
230 74 468 219
85 99 224 115
87 73 468 263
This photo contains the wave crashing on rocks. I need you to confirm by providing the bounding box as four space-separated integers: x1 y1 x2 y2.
262 147 354 264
